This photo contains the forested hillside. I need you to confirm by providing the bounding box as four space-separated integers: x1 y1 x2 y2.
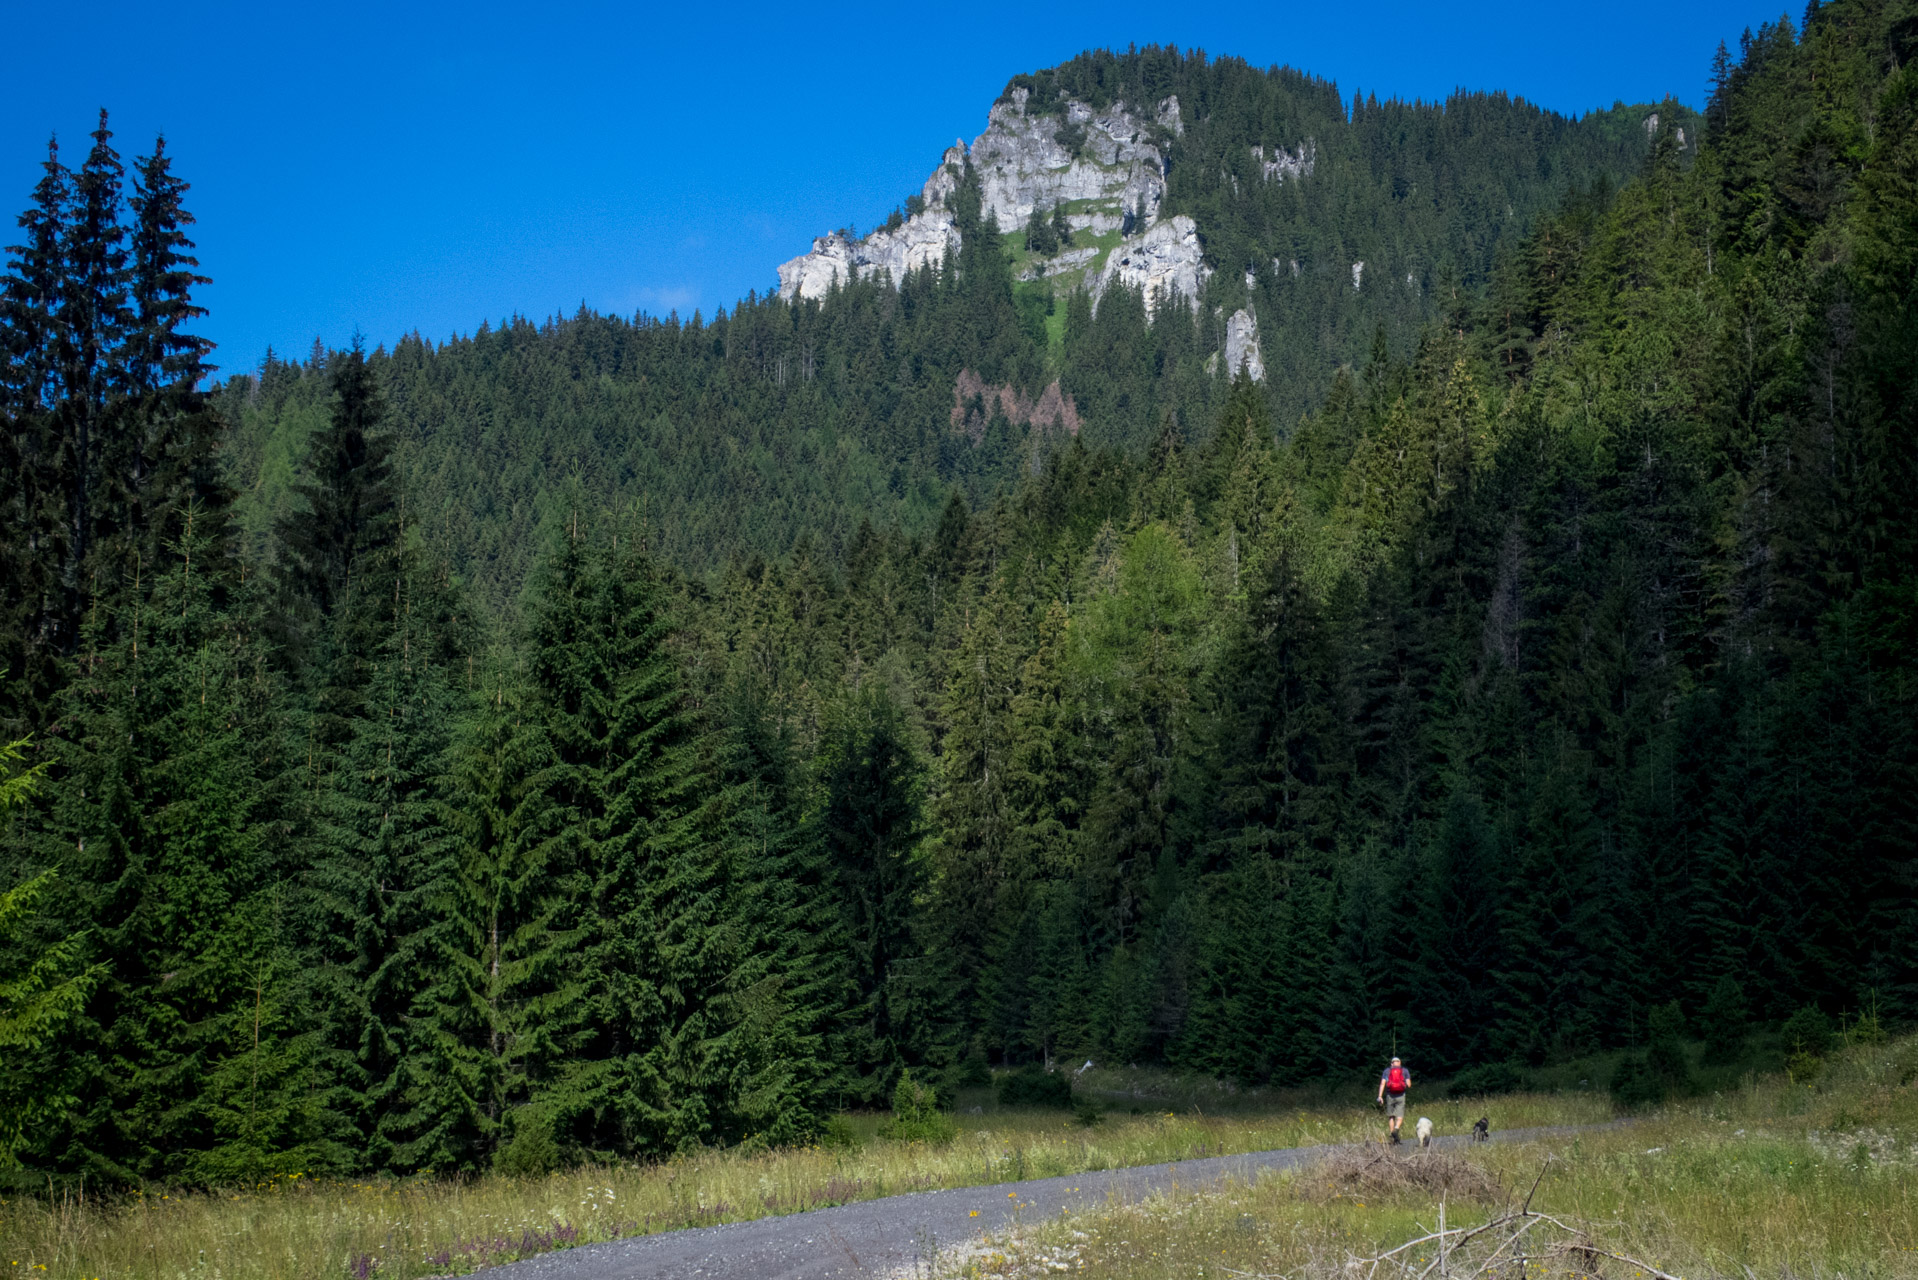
219 51 1672 616
2 3 1915 1188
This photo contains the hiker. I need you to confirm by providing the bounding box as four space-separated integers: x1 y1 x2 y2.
1376 1057 1411 1144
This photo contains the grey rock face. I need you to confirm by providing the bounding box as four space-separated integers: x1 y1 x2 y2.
778 87 1185 301
1250 140 1314 183
1097 214 1210 318
923 143 967 207
777 145 967 301
970 87 1170 231
1223 307 1265 382
776 202 960 301
1017 246 1098 282
775 85 1315 308
1156 94 1184 136
777 232 858 300
1070 211 1125 236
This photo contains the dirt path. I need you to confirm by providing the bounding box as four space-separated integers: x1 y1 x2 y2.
483 1125 1581 1280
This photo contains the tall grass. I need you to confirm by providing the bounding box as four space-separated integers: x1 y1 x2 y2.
932 1037 1918 1279
0 1074 1609 1280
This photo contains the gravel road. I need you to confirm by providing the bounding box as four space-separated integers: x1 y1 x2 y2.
483 1124 1574 1280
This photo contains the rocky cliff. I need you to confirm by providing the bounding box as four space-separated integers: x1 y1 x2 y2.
1097 214 1210 318
777 145 968 300
1222 308 1265 382
970 86 1174 233
777 86 1224 310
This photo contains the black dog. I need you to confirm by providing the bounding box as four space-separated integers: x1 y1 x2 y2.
1471 1116 1490 1143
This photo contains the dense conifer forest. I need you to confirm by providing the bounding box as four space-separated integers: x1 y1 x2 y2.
2 5 1914 1185
214 52 1672 615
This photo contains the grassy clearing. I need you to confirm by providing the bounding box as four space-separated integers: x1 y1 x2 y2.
1000 215 1128 285
926 1038 1918 1279
0 1071 1605 1280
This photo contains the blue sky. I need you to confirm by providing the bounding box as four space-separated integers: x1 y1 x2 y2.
2 1 1789 380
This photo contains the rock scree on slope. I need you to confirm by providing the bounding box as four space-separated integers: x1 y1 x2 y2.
479 1125 1586 1280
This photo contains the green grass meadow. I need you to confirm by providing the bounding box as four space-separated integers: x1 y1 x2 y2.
934 1039 1918 1279
2 1040 1910 1280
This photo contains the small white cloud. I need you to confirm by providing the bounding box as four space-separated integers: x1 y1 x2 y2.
636 284 699 314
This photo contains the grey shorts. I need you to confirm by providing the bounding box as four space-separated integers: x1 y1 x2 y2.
1384 1093 1406 1119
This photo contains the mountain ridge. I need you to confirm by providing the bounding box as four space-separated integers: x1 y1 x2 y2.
217 46 1688 611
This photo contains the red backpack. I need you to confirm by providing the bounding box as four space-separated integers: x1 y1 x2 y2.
1386 1065 1408 1095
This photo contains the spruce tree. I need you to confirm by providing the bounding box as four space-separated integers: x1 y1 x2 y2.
59 111 132 595
1137 409 1189 526
1495 741 1603 1063
518 526 734 1154
1411 789 1505 1071
1020 879 1096 1063
305 522 465 1170
409 653 554 1172
124 137 212 395
36 513 320 1180
814 682 923 1102
706 676 839 1140
0 715 102 1166
924 591 1016 1030
1024 204 1060 256
1003 599 1077 875
1072 523 1207 953
272 344 398 695
0 137 67 414
1316 847 1414 1075
111 136 225 582
0 139 72 726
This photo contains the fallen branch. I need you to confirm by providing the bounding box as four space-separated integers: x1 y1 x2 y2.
1353 1180 1681 1280
1538 1240 1684 1280
1521 1159 1550 1213
1453 1211 1545 1278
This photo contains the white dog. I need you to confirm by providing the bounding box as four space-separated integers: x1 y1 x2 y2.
1416 1117 1434 1148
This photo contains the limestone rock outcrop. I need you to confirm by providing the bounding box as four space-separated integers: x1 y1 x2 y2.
775 207 958 299
1251 140 1314 183
778 88 1186 301
775 84 1314 313
777 148 967 301
1016 246 1098 282
1223 307 1265 381
970 87 1170 231
1097 215 1210 317
1156 95 1185 136
776 232 857 300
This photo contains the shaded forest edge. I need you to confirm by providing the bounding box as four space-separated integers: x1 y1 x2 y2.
0 1 1914 1190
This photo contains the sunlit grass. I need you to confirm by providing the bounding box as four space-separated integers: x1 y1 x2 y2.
0 1073 1608 1280
930 1038 1918 1279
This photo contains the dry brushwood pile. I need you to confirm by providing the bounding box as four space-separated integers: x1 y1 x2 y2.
1302 1147 1505 1206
